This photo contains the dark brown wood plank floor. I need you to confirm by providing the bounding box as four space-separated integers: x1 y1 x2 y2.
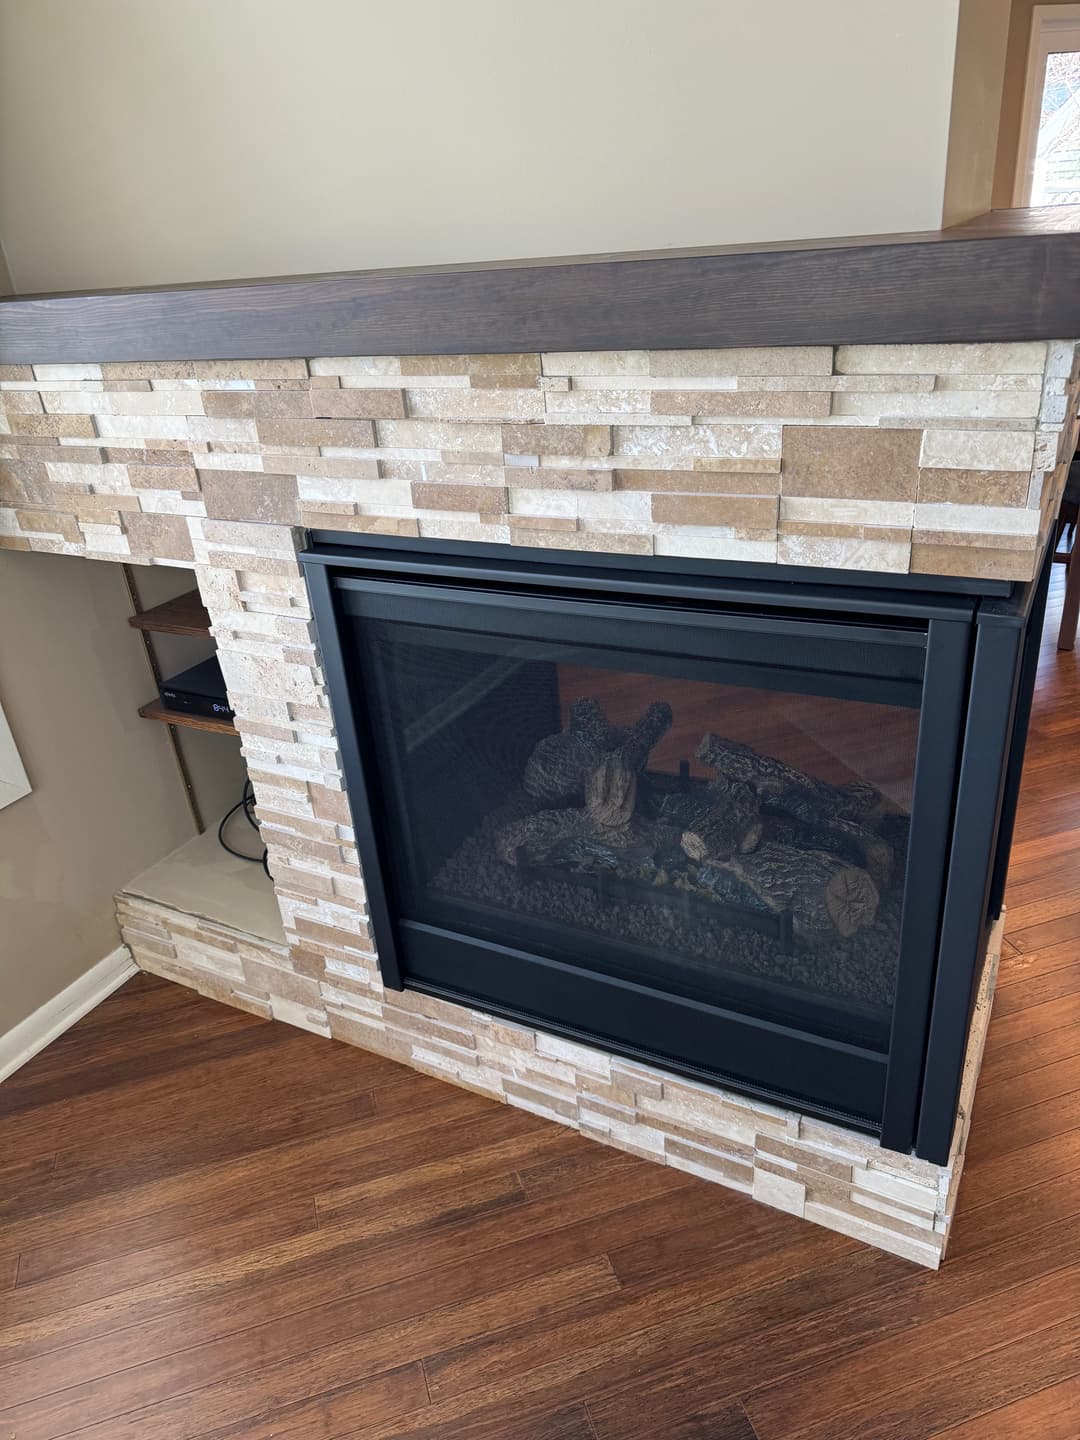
1 571 1078 1440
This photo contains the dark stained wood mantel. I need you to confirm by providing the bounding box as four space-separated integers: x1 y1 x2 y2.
2 206 1080 364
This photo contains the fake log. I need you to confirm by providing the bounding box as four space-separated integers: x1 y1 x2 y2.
725 842 879 939
762 813 894 887
493 807 655 869
679 777 762 864
524 698 673 804
696 734 883 821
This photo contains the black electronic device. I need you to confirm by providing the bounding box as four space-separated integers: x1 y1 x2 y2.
159 656 234 723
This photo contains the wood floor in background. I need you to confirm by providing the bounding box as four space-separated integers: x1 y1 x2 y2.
2 571 1079 1440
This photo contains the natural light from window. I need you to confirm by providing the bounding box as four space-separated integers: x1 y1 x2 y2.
1031 49 1080 205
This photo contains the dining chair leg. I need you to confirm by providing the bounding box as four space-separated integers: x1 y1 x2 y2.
1059 538 1080 650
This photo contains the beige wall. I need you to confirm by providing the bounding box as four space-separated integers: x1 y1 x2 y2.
0 0 962 293
0 552 197 1034
942 0 1012 225
993 0 1079 206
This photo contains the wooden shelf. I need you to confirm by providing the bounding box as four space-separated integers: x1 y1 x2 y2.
138 698 236 736
128 589 210 637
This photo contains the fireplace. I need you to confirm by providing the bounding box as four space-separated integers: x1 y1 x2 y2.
304 531 1050 1165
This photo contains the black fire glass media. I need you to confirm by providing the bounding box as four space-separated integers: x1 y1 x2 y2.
302 535 1047 1163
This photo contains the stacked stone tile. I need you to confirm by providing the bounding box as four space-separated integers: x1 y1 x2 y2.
0 344 1064 1265
2 342 1078 580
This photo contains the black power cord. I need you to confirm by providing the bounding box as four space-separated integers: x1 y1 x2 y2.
218 779 271 877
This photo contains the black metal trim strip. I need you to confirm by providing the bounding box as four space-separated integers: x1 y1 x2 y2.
304 561 405 989
302 530 992 614
402 921 888 1127
914 613 1026 1162
878 616 972 1153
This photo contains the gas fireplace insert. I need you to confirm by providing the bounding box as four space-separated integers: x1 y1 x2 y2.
302 534 1050 1163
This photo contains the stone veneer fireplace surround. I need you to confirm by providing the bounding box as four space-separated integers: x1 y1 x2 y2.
4 209 1080 1267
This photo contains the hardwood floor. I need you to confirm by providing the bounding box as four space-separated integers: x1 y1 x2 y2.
1 570 1078 1439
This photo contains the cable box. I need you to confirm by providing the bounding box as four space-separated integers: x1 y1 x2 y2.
159 656 235 723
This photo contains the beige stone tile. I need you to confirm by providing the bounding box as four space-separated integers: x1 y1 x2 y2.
934 373 1043 393
123 511 195 561
203 390 311 419
832 390 1042 421
851 1165 939 1214
542 351 649 376
418 517 512 543
781 426 921 501
256 418 376 449
779 496 914 527
545 389 653 416
200 470 300 525
508 516 578 534
909 542 1037 581
420 461 508 487
377 419 501 453
780 521 911 543
103 445 192 466
654 532 778 563
649 348 833 377
738 374 936 393
913 528 1038 551
44 459 124 488
309 356 402 376
756 1136 854 1183
312 388 407 420
194 359 308 380
101 361 197 381
49 389 206 416
777 534 910 572
513 528 652 555
835 342 1046 375
652 493 778 528
614 468 779 495
502 423 612 457
803 1199 942 1268
406 388 543 421
572 491 651 523
615 423 781 465
411 482 507 513
127 464 199 492
398 353 537 381
665 1139 754 1189
751 1167 806 1216
289 456 381 481
651 391 831 419
16 509 83 542
912 502 1040 536
0 365 34 381
91 413 191 441
305 512 419 537
298 477 407 509
32 363 103 382
498 466 612 491
919 428 1037 472
916 467 1029 506
7 413 97 439
0 391 44 414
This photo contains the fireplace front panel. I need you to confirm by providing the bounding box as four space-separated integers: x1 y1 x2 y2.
304 537 1037 1159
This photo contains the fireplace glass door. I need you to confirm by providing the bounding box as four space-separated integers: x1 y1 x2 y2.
333 574 938 1130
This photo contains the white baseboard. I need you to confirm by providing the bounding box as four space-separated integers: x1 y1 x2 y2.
0 945 137 1084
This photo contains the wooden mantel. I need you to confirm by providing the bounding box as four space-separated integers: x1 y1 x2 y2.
2 207 1080 364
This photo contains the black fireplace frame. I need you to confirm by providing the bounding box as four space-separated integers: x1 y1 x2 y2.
302 531 1051 1164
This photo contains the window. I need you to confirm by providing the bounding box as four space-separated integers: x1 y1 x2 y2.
1015 5 1080 206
